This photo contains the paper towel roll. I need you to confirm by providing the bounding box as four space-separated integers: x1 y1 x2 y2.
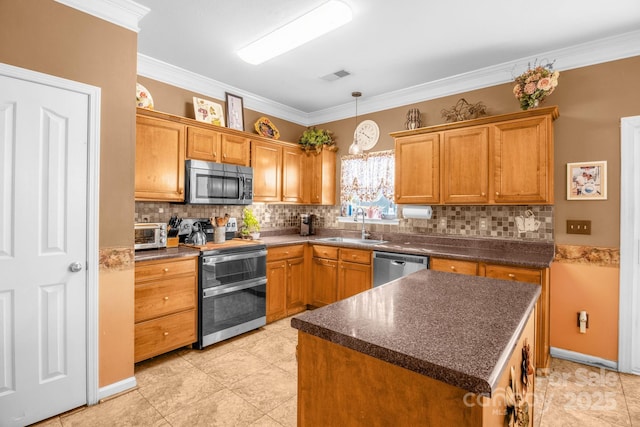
402 205 433 219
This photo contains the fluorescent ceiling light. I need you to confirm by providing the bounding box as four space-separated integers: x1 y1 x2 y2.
237 0 353 65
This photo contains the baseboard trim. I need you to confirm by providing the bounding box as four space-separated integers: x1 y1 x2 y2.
97 376 137 402
550 347 618 371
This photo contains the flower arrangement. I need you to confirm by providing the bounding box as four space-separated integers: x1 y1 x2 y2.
298 127 337 153
513 61 559 110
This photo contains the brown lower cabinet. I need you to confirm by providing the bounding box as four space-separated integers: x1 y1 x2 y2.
430 256 550 372
266 245 306 322
308 245 372 308
134 256 198 363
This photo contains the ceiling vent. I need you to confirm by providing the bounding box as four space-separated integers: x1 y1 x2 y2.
320 69 351 82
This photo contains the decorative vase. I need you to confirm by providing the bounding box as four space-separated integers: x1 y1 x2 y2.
405 108 421 130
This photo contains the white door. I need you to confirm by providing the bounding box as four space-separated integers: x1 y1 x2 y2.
0 74 89 425
620 115 640 375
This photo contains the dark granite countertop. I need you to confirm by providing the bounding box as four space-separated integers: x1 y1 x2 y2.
259 231 554 269
291 269 540 396
134 246 200 262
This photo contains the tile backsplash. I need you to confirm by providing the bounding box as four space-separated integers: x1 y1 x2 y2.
136 202 553 242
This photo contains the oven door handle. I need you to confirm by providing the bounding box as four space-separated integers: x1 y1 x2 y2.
203 278 267 298
202 249 268 265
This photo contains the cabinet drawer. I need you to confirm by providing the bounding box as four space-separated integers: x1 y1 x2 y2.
484 264 541 284
134 309 197 363
339 248 371 265
430 258 478 276
267 244 305 262
135 257 197 282
135 275 196 322
312 245 339 260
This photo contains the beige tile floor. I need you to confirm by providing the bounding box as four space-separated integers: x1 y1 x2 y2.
35 315 640 426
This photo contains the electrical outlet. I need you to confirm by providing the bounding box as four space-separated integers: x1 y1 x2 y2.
567 220 591 235
479 217 488 231
142 216 150 223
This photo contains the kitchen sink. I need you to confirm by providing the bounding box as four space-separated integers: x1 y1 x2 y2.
315 237 387 245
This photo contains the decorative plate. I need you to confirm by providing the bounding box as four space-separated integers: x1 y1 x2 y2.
254 117 280 139
193 96 225 127
136 83 154 110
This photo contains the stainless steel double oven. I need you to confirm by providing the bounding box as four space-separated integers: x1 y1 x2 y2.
196 243 267 348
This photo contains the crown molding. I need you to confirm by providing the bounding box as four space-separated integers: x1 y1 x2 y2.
55 0 149 33
138 29 640 126
137 54 311 125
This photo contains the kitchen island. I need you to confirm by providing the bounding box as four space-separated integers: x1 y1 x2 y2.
291 269 540 426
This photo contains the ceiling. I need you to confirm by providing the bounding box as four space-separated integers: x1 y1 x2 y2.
134 0 640 123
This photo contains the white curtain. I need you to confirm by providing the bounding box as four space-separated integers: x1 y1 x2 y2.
341 150 394 204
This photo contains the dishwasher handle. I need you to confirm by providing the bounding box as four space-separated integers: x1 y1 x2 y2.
391 260 406 266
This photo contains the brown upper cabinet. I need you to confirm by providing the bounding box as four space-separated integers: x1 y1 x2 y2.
251 139 283 202
186 126 250 166
392 106 558 205
252 139 336 204
304 150 336 205
135 115 186 202
394 133 440 204
135 108 337 204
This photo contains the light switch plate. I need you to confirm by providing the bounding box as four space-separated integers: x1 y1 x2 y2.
567 220 591 235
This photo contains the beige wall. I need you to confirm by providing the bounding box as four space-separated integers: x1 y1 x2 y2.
137 76 307 143
550 263 619 361
0 0 137 386
322 56 640 249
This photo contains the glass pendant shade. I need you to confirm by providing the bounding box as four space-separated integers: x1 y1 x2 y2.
348 138 362 154
349 91 362 155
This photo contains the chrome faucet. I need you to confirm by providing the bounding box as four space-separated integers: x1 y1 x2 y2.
353 207 370 240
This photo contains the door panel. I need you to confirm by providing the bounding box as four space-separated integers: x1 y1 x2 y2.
0 74 88 425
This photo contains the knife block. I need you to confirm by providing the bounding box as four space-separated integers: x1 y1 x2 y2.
166 237 179 248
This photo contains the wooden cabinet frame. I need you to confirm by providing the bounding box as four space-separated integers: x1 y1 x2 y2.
392 106 558 205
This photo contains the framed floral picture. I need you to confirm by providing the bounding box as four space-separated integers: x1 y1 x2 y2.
225 92 245 131
193 97 225 126
567 161 607 200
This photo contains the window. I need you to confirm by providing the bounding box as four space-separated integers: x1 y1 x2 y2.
340 150 395 220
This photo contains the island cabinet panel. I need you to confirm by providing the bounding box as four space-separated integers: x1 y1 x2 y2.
134 257 198 363
430 257 479 276
492 116 552 204
135 115 185 202
442 126 490 204
303 149 336 205
266 245 306 323
282 146 305 203
297 309 535 427
251 140 283 202
394 133 440 204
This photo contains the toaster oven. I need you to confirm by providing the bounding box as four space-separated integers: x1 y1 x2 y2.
134 222 167 250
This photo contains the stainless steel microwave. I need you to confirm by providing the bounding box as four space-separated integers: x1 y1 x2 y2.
185 159 253 205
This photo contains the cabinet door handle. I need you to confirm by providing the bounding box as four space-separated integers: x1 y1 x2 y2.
164 296 169 301
508 273 516 278
481 192 486 196
450 266 456 271
163 332 169 336
213 151 217 158
223 153 227 159
495 192 500 196
163 268 169 272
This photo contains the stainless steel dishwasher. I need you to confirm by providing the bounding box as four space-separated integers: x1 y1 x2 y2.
373 251 430 287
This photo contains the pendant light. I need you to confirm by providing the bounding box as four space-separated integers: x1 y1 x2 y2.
348 91 363 155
